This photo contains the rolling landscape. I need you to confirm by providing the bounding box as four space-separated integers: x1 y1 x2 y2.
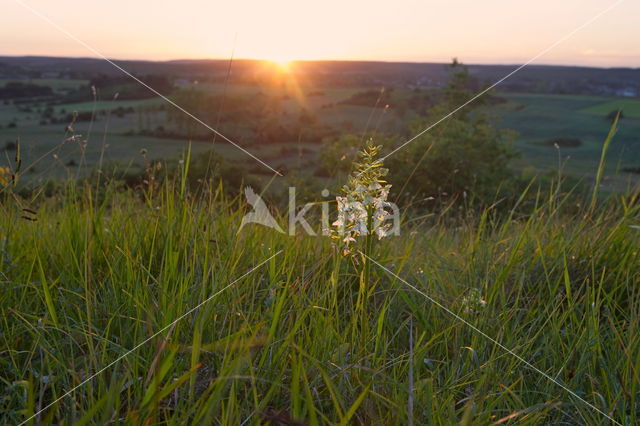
1 57 639 191
1 1 640 424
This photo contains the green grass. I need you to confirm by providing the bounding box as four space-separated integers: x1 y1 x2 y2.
0 127 221 182
0 158 639 424
581 99 640 119
484 93 640 191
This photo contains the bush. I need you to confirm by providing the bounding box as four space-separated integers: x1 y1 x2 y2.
320 133 397 177
387 62 517 204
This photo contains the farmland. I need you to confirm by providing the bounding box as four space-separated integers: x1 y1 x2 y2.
1 74 639 193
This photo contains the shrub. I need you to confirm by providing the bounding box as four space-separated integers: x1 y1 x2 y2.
387 62 517 204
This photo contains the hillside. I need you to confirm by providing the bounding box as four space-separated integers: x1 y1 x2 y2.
0 57 639 193
1 171 639 424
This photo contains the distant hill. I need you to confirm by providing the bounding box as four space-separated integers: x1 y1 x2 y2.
0 55 638 96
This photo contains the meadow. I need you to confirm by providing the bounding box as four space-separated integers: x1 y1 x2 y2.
1 70 640 424
2 78 640 192
1 141 639 424
489 93 640 184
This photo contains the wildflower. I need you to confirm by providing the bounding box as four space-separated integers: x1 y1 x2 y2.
462 288 487 314
333 142 393 253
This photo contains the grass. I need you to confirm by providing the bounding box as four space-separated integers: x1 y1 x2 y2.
1 153 639 424
1 73 638 425
484 93 640 192
581 99 640 119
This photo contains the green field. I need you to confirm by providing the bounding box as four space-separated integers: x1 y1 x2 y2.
483 93 640 190
580 98 640 118
1 79 640 192
49 98 165 114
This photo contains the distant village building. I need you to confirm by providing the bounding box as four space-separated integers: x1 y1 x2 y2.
616 87 638 97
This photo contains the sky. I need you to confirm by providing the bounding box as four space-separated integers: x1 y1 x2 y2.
1 0 639 67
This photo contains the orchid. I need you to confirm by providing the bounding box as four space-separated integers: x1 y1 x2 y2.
333 142 393 254
462 288 487 314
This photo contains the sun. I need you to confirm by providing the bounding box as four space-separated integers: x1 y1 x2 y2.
274 59 292 69
265 55 295 71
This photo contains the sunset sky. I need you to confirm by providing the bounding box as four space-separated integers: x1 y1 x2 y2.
1 0 638 67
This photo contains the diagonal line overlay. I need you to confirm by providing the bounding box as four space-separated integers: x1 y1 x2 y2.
19 251 282 426
361 252 620 425
381 0 626 161
12 0 282 176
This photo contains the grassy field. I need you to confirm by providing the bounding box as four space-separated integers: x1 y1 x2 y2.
581 98 640 119
483 93 640 191
1 79 640 192
1 157 639 424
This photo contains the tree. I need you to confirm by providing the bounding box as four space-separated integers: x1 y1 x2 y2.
386 61 517 204
320 134 363 175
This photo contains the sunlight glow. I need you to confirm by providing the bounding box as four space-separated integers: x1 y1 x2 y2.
270 58 293 72
1 0 639 66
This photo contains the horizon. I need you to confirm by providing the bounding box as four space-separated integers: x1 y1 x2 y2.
2 0 639 68
2 54 639 71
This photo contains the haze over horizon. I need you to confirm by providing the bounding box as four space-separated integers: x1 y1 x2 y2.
2 54 640 71
2 0 639 68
